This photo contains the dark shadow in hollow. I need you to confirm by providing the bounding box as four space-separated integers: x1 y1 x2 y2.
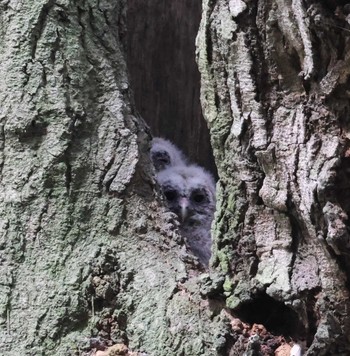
234 293 302 337
126 0 217 176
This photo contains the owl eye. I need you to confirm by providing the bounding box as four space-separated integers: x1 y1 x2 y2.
164 190 177 201
192 192 206 203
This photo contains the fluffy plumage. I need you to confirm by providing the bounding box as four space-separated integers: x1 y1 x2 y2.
151 137 187 172
156 165 216 266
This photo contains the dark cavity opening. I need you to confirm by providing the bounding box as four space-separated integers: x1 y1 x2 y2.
126 0 216 175
234 293 302 337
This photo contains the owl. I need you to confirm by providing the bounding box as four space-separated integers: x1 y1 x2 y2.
151 137 187 172
156 165 216 266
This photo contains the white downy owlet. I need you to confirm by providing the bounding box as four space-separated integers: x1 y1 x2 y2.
151 137 187 172
156 164 216 266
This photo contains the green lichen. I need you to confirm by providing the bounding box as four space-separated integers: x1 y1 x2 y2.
226 295 240 310
216 246 231 273
223 276 234 293
226 191 237 213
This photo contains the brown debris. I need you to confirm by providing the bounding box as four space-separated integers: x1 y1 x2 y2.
275 343 292 356
94 343 134 356
225 312 298 355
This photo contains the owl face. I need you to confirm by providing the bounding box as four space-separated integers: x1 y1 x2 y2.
151 148 171 172
151 138 186 172
156 166 216 226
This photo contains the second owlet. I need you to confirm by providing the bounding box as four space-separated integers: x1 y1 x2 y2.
151 137 187 172
156 165 216 266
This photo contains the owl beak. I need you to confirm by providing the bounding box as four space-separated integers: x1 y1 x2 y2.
180 198 189 222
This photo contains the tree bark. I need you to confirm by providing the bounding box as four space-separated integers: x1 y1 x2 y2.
197 0 350 354
0 1 226 355
3 0 350 355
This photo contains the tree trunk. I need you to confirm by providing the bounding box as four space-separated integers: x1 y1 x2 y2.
2 0 350 355
197 0 350 354
0 1 225 355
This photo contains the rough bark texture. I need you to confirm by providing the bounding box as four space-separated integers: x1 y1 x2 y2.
0 1 226 355
126 0 217 175
197 0 350 354
3 0 350 355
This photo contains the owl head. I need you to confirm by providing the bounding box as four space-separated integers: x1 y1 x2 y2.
151 137 187 172
156 165 216 226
